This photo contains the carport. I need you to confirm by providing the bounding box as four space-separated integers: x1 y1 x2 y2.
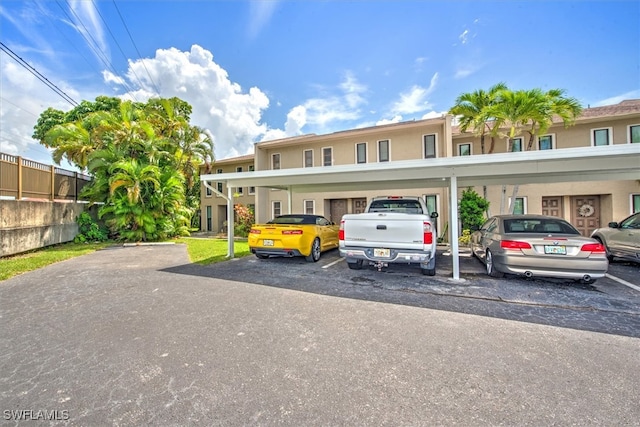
201 144 640 280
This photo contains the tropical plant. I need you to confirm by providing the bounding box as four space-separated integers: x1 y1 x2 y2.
34 96 214 241
459 188 490 231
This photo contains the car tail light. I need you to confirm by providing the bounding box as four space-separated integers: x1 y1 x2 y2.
339 220 345 240
249 228 261 234
282 230 303 235
500 240 532 250
580 243 606 253
423 222 433 244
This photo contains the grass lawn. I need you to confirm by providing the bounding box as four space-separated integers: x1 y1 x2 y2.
0 238 250 281
175 237 251 264
0 242 113 281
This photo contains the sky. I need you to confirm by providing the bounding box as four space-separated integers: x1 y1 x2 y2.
1 0 639 168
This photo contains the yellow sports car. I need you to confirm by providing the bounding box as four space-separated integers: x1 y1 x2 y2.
248 214 339 262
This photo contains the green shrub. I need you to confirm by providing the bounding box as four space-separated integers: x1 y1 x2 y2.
74 211 109 243
459 188 490 231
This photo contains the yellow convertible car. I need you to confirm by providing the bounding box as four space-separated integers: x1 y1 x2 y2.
248 214 340 262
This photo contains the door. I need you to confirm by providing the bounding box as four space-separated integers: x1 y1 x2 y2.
352 198 367 214
571 195 601 236
329 199 348 223
542 196 562 217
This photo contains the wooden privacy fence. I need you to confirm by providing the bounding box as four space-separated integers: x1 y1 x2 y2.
0 153 91 201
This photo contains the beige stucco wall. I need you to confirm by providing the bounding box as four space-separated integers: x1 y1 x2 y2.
200 107 639 237
0 200 85 257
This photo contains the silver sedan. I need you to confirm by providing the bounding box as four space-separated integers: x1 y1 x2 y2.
591 212 640 263
470 215 609 283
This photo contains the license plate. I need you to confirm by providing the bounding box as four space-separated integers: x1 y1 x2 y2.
544 245 566 255
374 248 390 257
263 239 274 246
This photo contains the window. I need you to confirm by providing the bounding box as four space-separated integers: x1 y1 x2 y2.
206 206 212 232
216 168 223 195
591 128 611 146
538 135 554 150
304 200 315 214
303 150 313 168
509 137 523 152
424 194 439 230
322 147 333 166
423 134 436 159
236 166 243 173
205 182 212 196
458 143 472 156
629 125 640 143
271 153 280 170
632 194 640 213
378 140 390 162
272 201 281 218
236 187 243 195
249 165 254 172
509 197 527 214
248 186 255 195
356 143 367 164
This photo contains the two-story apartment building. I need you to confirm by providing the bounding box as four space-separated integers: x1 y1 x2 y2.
201 99 640 238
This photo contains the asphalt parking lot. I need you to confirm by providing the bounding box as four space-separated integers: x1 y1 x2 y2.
1 244 639 426
169 246 640 338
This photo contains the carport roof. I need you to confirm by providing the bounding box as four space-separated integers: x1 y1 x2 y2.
201 144 640 192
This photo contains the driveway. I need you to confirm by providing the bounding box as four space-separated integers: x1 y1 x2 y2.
1 244 639 426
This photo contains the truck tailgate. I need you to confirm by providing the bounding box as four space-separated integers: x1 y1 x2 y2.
342 213 428 249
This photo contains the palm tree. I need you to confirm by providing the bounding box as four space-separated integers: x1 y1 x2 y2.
449 83 508 209
449 82 508 155
490 88 583 212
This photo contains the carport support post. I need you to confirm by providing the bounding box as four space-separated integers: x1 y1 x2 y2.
449 176 461 281
227 186 235 258
287 186 292 214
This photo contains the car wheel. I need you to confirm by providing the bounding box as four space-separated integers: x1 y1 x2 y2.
305 238 321 262
255 253 269 259
347 259 363 270
486 249 504 278
421 256 436 276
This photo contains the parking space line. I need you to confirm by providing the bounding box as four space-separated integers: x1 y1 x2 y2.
605 273 640 291
322 258 345 269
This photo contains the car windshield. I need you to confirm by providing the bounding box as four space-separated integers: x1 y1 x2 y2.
268 215 316 224
621 213 640 229
368 200 423 214
504 218 580 234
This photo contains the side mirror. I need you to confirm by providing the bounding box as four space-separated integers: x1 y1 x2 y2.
469 225 480 232
430 212 439 219
608 221 619 228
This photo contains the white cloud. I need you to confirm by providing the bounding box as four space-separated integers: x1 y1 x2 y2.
390 73 439 115
0 58 80 166
297 72 368 129
116 45 271 159
593 90 640 107
248 0 280 40
67 0 110 65
459 29 469 45
102 70 125 85
376 115 403 126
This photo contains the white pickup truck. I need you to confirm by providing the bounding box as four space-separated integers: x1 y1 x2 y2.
339 196 439 275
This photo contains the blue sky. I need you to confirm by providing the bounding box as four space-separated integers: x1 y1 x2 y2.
1 0 639 165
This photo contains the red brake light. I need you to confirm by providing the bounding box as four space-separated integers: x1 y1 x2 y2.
423 222 433 244
581 243 606 253
282 229 303 235
249 229 261 234
339 220 345 240
501 240 532 250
